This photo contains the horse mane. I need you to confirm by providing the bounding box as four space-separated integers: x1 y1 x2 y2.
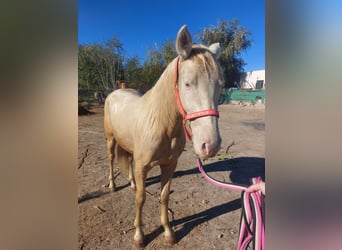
140 58 180 138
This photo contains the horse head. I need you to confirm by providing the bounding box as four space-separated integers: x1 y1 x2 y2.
175 25 224 158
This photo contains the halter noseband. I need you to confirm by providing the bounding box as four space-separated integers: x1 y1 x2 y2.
174 57 220 140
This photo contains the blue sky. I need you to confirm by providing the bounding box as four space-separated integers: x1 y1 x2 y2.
78 0 265 72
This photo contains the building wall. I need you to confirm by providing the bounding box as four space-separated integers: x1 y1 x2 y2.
240 69 265 89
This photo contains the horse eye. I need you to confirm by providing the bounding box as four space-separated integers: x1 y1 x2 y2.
185 83 191 88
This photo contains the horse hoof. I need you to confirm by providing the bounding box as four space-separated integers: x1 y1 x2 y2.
130 185 136 192
134 237 145 249
109 184 115 192
134 231 145 249
164 233 176 245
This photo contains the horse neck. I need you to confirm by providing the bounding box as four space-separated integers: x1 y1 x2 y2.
143 59 181 133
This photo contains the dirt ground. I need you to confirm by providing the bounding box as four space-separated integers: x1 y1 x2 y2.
78 103 265 250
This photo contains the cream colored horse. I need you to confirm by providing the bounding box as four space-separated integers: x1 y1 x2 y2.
104 25 224 247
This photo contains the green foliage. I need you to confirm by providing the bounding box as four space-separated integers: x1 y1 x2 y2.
78 45 94 90
78 36 124 92
161 39 177 65
197 19 252 88
124 56 142 89
140 44 165 89
121 40 177 93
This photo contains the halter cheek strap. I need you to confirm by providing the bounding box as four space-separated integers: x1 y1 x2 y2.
174 57 220 140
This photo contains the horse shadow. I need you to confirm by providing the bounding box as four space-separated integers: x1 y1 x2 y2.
145 198 242 245
173 156 265 186
145 156 265 245
78 183 131 204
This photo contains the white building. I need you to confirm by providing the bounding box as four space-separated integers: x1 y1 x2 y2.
239 69 265 89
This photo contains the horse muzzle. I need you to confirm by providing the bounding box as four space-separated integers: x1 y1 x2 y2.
192 131 221 158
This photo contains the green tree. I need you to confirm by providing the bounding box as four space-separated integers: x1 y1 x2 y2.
197 19 252 88
161 39 177 65
141 43 165 89
124 55 142 89
78 36 124 91
78 45 97 90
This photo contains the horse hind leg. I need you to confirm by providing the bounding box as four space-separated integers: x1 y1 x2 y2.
105 133 116 192
104 104 117 192
117 145 136 191
128 154 136 191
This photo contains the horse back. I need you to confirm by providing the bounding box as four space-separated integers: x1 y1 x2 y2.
104 88 141 153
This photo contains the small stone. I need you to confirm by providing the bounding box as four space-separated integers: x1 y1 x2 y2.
218 233 224 238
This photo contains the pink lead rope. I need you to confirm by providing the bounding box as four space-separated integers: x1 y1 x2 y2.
197 158 265 250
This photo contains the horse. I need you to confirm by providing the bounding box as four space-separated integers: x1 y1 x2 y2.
104 25 224 248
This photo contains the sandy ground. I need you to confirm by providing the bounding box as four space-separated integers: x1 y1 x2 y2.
78 103 265 249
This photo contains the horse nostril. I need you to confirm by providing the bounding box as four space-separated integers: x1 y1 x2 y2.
201 142 212 156
201 143 207 153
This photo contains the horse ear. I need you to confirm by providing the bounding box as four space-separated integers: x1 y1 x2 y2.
209 43 221 59
176 25 192 59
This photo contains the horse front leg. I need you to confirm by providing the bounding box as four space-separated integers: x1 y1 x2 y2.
133 164 147 248
160 161 177 245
